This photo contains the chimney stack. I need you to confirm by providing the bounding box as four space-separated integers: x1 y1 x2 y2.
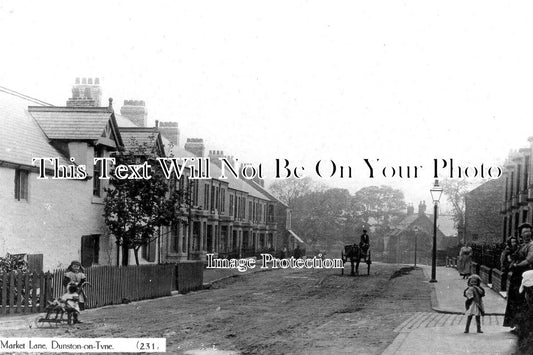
418 201 426 216
159 122 180 146
407 204 414 216
184 138 205 157
67 77 102 107
120 100 148 127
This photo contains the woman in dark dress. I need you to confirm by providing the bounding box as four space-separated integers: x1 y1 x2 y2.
504 224 533 331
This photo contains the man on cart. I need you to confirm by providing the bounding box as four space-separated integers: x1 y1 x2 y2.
359 229 370 262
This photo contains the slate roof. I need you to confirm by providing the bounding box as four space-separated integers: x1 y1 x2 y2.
0 89 70 168
28 106 121 144
118 114 272 201
387 213 447 240
210 162 271 200
119 127 164 155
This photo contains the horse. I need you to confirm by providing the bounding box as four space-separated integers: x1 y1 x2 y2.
341 244 371 276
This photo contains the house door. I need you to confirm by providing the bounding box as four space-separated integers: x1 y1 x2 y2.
81 235 100 268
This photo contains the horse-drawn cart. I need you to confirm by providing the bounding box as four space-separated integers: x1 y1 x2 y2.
341 244 371 276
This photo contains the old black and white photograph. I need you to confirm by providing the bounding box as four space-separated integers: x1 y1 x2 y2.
1 1 532 354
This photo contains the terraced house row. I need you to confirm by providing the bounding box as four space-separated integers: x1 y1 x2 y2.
0 78 301 271
500 140 533 239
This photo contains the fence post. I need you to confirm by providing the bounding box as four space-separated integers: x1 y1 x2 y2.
15 272 23 313
31 273 38 313
23 273 30 314
38 272 45 312
1 273 7 315
8 272 15 314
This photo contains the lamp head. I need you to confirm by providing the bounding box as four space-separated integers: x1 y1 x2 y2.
430 179 443 203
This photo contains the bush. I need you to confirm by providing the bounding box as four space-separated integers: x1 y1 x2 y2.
0 253 28 274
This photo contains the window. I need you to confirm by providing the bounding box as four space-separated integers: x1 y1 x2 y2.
81 235 100 267
171 223 179 253
517 165 521 193
204 183 210 210
525 156 530 190
229 195 234 216
221 188 226 213
93 147 103 197
14 169 29 201
142 239 156 262
505 177 508 200
211 185 215 211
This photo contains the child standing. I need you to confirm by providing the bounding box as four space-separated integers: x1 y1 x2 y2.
63 260 87 310
464 274 485 333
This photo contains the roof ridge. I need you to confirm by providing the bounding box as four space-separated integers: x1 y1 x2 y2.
28 106 110 112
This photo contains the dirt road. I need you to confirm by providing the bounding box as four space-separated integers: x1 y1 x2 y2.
3 263 432 354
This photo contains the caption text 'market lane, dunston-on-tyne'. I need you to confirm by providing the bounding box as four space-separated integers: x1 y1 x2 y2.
31 157 502 181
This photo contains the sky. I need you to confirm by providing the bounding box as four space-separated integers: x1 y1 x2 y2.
1 1 532 209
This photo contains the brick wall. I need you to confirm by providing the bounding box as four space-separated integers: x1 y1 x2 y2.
464 179 504 244
480 264 492 284
492 269 503 292
471 261 480 275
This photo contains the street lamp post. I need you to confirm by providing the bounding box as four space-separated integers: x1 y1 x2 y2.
413 226 419 267
429 179 443 283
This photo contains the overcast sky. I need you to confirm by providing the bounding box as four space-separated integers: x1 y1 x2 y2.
1 1 532 208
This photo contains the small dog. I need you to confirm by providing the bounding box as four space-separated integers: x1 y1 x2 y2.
43 298 79 325
44 299 68 322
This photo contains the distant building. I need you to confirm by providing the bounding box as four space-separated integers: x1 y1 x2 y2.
382 202 448 264
464 178 504 244
500 145 532 240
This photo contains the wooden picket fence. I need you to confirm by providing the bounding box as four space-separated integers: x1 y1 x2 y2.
0 264 174 316
0 271 53 316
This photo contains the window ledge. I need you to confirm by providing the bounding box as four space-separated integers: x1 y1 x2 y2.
92 197 104 204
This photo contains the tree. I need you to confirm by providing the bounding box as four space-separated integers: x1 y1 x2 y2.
291 188 362 252
104 137 183 265
353 185 406 227
268 177 325 207
440 179 471 241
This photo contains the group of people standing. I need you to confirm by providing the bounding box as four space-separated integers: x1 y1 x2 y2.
502 223 533 334
457 223 533 335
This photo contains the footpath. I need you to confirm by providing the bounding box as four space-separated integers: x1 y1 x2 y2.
382 265 517 355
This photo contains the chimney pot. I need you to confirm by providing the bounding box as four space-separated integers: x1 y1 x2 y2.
95 78 100 85
82 78 87 84
88 78 93 85
75 77 80 84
